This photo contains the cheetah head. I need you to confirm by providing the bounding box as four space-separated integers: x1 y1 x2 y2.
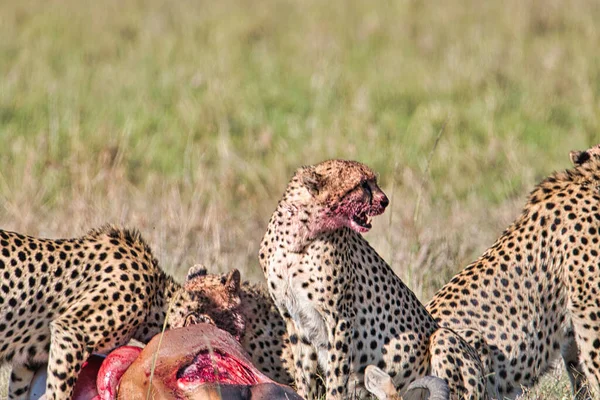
180 264 246 340
169 264 242 331
285 159 389 236
184 264 242 312
570 144 600 166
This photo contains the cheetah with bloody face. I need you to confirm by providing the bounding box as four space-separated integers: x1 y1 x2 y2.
0 225 235 400
184 267 295 385
427 144 600 399
178 264 245 339
260 159 488 400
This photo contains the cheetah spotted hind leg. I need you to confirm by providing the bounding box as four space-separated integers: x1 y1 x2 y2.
453 329 493 381
428 328 488 400
45 319 91 400
560 328 593 400
570 317 600 399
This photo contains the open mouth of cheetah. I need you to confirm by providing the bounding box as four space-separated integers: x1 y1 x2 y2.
177 348 259 389
351 213 373 231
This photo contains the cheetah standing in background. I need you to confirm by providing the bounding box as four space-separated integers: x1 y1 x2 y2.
427 144 600 399
260 159 488 400
0 225 235 400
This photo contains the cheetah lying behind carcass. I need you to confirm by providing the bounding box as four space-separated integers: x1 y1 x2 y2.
427 144 600 399
0 225 237 400
260 159 488 400
184 265 295 386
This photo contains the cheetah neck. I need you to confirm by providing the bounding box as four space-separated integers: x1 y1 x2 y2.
262 201 352 273
268 200 335 253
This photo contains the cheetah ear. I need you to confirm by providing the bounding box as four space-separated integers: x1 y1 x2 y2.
186 264 208 282
300 167 324 196
364 365 394 400
225 269 241 293
570 150 590 166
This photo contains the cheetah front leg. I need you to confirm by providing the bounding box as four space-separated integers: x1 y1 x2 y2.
561 333 592 400
287 320 321 399
324 317 357 400
8 364 37 400
45 319 91 400
570 317 600 399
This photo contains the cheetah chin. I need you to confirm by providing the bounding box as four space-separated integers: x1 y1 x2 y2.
351 211 372 231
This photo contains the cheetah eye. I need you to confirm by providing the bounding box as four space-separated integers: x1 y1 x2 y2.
361 181 372 196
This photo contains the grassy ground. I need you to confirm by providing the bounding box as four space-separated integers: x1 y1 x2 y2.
1 0 599 398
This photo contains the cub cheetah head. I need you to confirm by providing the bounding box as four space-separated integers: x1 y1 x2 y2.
169 264 242 330
185 264 242 311
288 159 389 234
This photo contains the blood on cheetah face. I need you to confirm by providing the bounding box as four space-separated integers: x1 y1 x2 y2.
295 159 389 234
184 264 242 312
179 265 246 340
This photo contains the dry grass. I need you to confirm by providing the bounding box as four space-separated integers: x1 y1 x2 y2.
1 0 599 398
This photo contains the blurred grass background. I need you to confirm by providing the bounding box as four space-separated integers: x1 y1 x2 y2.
1 0 599 397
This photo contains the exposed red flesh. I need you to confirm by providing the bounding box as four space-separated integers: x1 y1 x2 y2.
27 355 105 400
96 346 142 400
177 349 259 388
118 324 276 399
31 325 302 400
73 356 104 400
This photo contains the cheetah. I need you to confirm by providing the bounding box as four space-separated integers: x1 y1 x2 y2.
185 267 295 385
237 281 295 385
260 159 488 400
0 225 236 400
179 264 245 339
426 144 600 399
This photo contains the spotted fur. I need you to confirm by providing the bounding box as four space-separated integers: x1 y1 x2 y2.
427 144 600 399
260 160 488 400
176 264 246 339
0 225 222 400
185 269 294 385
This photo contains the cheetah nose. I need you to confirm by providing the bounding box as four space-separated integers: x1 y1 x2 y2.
380 195 389 208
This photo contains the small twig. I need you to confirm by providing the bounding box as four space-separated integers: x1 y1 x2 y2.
386 161 400 245
412 118 448 225
146 292 180 400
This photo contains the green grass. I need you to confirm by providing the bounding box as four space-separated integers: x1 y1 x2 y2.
0 0 599 398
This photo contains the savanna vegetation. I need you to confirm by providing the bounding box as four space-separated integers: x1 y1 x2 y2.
1 0 599 397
